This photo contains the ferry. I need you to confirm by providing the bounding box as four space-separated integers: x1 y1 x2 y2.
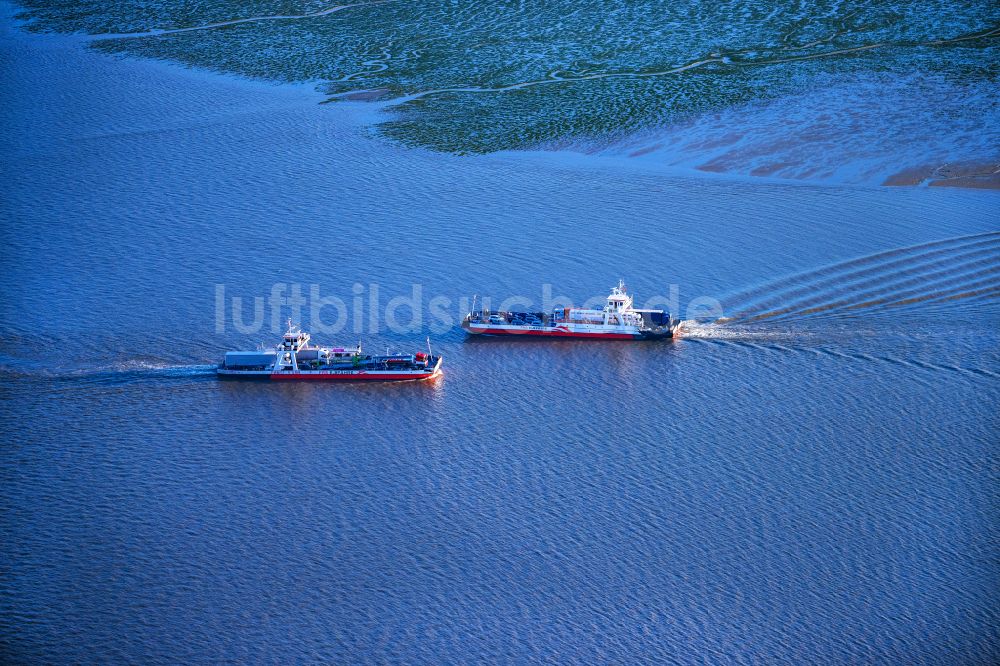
462 281 679 340
217 322 442 381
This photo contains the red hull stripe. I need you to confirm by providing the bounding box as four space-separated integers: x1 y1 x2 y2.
270 372 436 381
467 326 639 339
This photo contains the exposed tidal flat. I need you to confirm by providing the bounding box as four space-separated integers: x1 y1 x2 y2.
12 0 1000 185
1 1 999 664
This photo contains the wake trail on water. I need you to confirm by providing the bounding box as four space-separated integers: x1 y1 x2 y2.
0 361 217 387
673 231 1000 383
100 361 216 377
676 323 1000 382
67 363 218 385
714 232 1000 324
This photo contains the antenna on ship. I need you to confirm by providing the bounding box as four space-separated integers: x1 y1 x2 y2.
427 336 432 359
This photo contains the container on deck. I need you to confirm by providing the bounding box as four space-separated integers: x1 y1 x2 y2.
225 351 277 368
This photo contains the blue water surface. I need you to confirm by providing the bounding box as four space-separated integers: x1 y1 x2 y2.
1 5 998 664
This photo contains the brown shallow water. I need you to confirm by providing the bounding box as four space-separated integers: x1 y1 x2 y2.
885 161 1000 189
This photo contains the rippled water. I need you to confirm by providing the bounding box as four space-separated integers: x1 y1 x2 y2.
2 2 999 664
